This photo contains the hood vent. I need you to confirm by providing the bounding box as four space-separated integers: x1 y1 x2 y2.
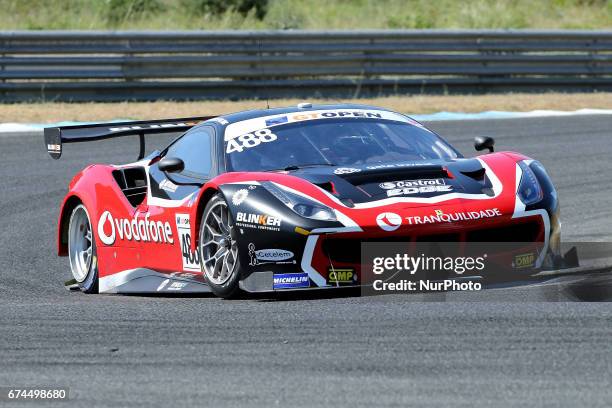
340 166 448 186
314 181 336 194
461 168 486 182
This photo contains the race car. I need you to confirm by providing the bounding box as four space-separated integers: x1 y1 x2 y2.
45 103 561 298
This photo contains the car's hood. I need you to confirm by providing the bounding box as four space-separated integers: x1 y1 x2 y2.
284 158 501 208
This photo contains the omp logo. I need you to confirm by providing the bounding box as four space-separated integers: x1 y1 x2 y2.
97 211 174 246
376 212 402 231
514 252 536 269
328 268 357 283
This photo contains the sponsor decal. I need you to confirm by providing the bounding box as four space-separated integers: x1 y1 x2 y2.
334 163 438 176
365 162 435 170
97 211 174 246
328 268 357 284
334 167 361 175
236 212 282 232
157 279 189 291
376 212 402 232
175 214 201 272
380 178 453 197
109 121 199 133
232 189 249 206
265 116 288 126
513 252 536 269
273 273 310 289
225 109 416 142
248 243 295 266
169 271 198 279
256 249 294 262
168 281 188 291
159 178 178 193
288 110 383 122
405 208 502 225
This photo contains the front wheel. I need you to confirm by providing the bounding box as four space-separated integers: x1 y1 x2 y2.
67 204 98 293
199 194 242 298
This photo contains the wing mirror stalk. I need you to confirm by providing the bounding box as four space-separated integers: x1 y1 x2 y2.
474 136 495 153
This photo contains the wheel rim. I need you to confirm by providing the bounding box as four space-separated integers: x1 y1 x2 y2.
200 201 238 286
68 205 93 283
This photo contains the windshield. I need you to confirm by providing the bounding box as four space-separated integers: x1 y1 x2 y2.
225 116 459 172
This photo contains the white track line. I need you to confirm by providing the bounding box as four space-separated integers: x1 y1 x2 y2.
2 109 612 135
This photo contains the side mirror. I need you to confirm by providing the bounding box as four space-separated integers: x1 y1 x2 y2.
158 156 184 173
474 136 495 153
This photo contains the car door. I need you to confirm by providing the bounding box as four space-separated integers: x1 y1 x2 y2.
140 125 216 274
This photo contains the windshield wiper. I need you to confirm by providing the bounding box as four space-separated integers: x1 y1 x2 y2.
280 163 336 171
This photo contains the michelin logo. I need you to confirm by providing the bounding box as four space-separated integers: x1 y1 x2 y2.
273 273 310 289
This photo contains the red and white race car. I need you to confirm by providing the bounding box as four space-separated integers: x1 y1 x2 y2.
45 103 561 298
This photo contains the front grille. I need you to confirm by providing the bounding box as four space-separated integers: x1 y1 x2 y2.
466 222 542 242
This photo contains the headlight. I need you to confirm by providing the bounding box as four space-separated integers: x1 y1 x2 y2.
262 182 337 222
518 161 543 206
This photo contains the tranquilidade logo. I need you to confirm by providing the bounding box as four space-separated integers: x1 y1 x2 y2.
376 212 402 231
97 211 174 246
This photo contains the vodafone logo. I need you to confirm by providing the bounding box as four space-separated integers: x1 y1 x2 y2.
97 211 116 245
97 210 174 246
376 212 402 231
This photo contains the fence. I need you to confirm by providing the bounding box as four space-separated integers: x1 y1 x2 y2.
0 30 611 101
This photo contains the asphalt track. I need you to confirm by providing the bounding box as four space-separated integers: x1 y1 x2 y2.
0 115 611 407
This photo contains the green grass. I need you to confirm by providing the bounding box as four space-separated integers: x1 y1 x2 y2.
0 0 610 30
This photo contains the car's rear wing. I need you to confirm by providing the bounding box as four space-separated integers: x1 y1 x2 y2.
44 116 214 160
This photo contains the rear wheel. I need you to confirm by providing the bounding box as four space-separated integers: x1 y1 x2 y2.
199 194 242 298
68 204 98 293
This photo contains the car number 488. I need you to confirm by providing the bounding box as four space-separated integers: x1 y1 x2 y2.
226 129 277 153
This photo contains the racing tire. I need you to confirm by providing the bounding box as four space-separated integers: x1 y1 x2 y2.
67 204 98 293
199 194 243 299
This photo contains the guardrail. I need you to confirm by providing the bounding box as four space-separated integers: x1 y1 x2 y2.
1 30 611 102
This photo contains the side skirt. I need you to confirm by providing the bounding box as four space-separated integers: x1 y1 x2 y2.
99 268 211 294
